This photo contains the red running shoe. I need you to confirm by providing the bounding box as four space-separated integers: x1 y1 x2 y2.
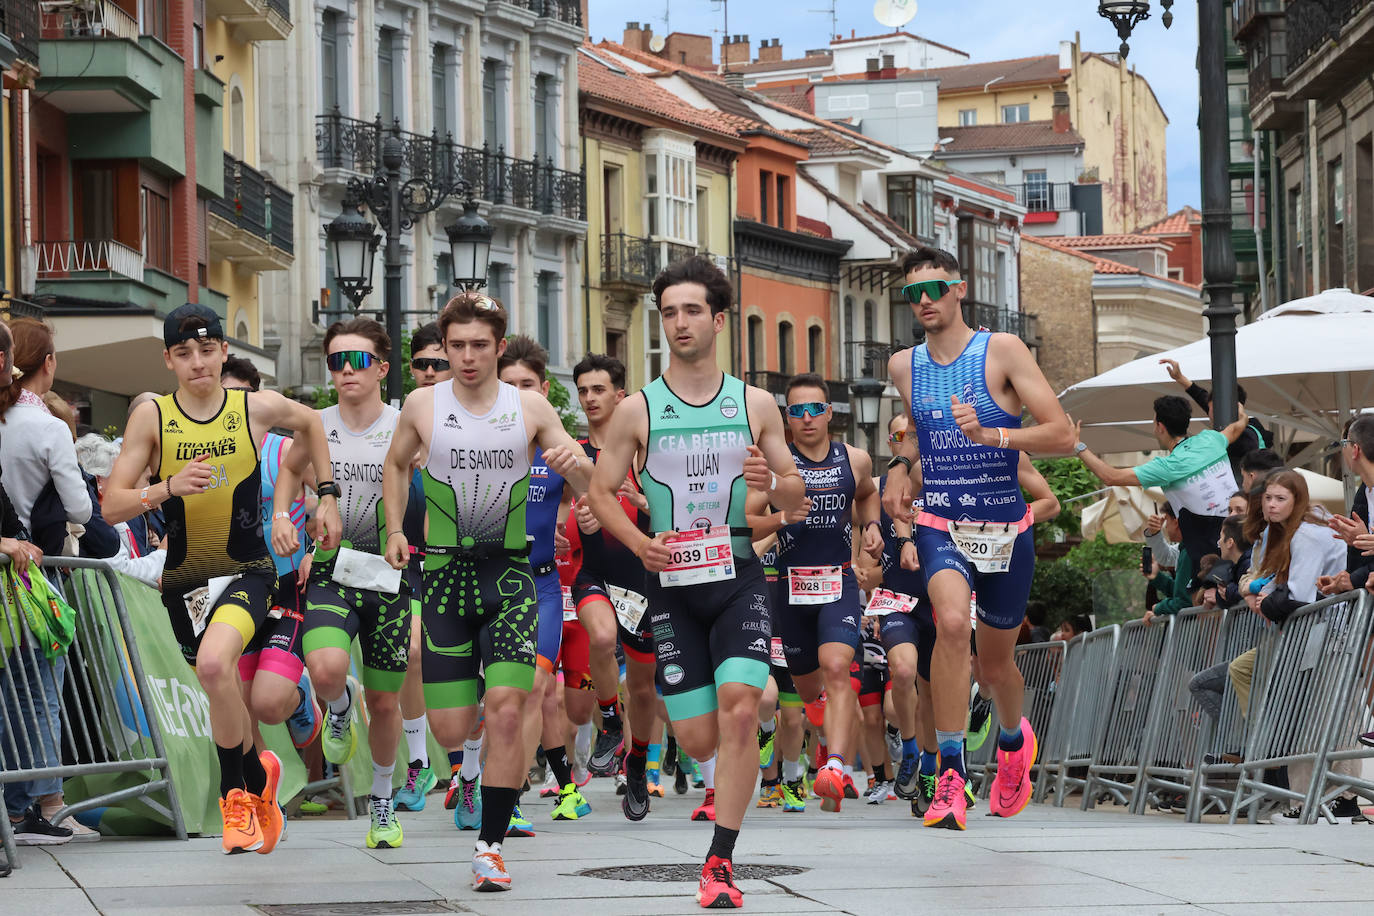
696 855 743 908
691 788 716 822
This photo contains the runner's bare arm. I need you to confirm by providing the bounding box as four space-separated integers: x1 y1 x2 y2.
883 348 918 522
1069 417 1140 488
587 393 655 558
250 391 340 549
522 389 594 494
746 386 805 513
104 401 169 524
848 446 883 557
1018 452 1060 523
381 390 430 569
957 334 1074 455
270 425 319 557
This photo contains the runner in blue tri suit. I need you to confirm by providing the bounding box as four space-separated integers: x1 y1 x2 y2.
883 246 1074 832
747 372 881 813
498 337 591 826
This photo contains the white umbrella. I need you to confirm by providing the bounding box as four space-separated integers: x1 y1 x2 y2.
1060 288 1374 459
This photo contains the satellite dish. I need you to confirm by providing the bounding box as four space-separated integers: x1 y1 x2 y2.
873 0 917 29
649 34 666 53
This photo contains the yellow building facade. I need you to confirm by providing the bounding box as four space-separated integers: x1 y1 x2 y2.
580 46 744 391
934 37 1170 235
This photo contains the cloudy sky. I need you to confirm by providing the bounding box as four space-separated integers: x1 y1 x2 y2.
587 0 1202 212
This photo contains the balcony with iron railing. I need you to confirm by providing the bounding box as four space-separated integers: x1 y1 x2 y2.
1231 0 1283 40
205 0 291 41
1 0 40 65
1010 182 1071 213
316 111 586 223
1285 0 1373 96
209 151 293 268
962 302 1040 346
33 238 144 282
491 0 583 26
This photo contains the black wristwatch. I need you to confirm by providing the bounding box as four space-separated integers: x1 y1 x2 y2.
316 481 341 500
887 456 913 473
896 536 914 550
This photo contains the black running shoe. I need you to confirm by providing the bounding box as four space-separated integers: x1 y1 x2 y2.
894 753 921 800
589 727 624 776
622 764 650 821
662 738 678 776
674 765 689 795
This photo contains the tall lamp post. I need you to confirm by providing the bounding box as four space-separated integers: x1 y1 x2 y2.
1096 0 1239 427
325 133 493 403
850 370 885 460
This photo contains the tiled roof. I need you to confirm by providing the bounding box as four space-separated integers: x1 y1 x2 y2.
1022 234 1101 266
787 128 863 155
862 202 921 249
755 84 814 114
919 55 1065 92
795 215 833 238
578 47 753 139
1088 256 1141 274
938 121 1084 153
1139 206 1201 235
1041 234 1171 249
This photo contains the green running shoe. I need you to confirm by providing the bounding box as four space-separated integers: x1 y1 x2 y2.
506 805 535 838
321 684 358 766
967 696 994 752
758 727 776 769
781 779 806 812
365 795 403 849
913 773 937 818
394 761 438 812
552 784 592 820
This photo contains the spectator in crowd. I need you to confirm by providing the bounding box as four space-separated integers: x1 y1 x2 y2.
0 318 97 842
30 396 121 561
1073 396 1250 569
1025 602 1053 643
1228 490 1248 518
1191 554 1221 606
0 320 74 848
1234 469 1356 823
1053 614 1093 642
1159 358 1272 479
73 434 166 588
1143 504 1195 624
1325 414 1374 748
1187 517 1253 723
1239 448 1285 492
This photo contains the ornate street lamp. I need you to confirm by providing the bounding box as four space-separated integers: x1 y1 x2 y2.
446 200 493 292
325 207 380 308
850 373 885 458
1093 0 1239 428
1097 1 1173 57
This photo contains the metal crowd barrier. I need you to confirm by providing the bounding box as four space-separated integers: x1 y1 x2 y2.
967 639 1067 798
1 556 185 869
1305 595 1374 819
1052 625 1119 806
1229 591 1371 824
1082 616 1173 811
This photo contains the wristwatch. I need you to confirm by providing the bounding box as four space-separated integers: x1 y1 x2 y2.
888 455 913 473
1074 442 1088 454
316 480 342 499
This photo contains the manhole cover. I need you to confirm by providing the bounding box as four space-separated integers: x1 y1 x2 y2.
258 904 457 916
576 863 807 882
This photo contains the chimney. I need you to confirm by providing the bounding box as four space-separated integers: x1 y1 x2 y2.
758 37 783 63
1052 90 1071 133
624 21 645 51
722 33 750 67
880 53 896 79
866 57 881 80
724 70 745 89
1059 39 1074 70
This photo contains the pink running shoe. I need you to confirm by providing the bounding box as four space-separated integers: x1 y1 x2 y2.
989 717 1037 818
923 769 968 830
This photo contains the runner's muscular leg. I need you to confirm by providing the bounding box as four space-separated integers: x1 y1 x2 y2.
399 615 425 720
927 568 975 733
249 670 301 726
712 682 765 832
522 666 553 765
365 686 402 770
625 657 657 743
917 676 936 749
818 641 858 760
427 705 481 750
305 646 351 706
971 623 1025 730
578 600 621 707
481 685 531 788
885 643 919 740
197 621 254 752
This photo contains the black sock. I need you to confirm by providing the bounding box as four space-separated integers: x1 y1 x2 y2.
546 745 574 788
479 785 520 847
762 776 781 788
242 746 268 796
216 743 246 798
708 824 739 861
599 699 622 733
874 763 889 783
626 751 646 778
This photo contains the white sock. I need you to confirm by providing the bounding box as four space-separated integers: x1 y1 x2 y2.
783 758 803 782
402 717 428 768
371 761 395 798
824 756 843 772
460 736 484 780
843 763 855 782
760 716 776 735
475 839 501 854
326 682 352 716
575 721 594 758
697 754 716 790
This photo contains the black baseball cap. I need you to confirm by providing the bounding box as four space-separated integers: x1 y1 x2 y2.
163 303 224 348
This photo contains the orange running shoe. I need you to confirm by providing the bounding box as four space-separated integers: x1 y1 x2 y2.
812 766 845 812
255 750 286 854
220 788 264 854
